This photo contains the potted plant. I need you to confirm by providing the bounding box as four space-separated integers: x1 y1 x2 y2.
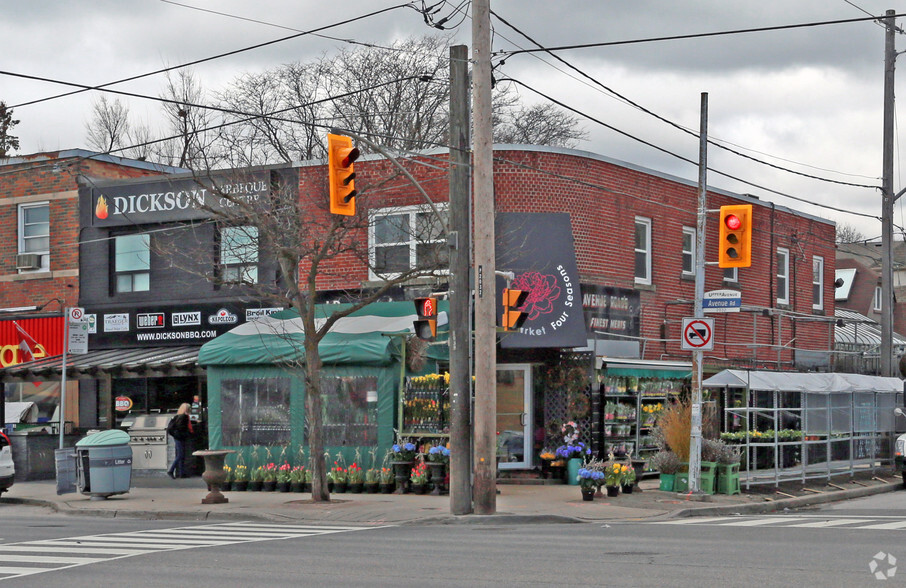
390 438 417 493
221 465 233 492
379 467 395 493
620 462 637 494
650 450 680 492
276 462 292 492
261 463 278 491
303 468 313 493
328 461 348 493
604 462 623 497
364 467 380 493
232 464 249 492
699 439 722 494
347 462 364 493
716 440 742 495
426 445 449 495
576 466 604 501
249 465 265 491
409 461 429 494
290 465 305 493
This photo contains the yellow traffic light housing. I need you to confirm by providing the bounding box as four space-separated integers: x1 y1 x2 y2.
327 133 360 216
413 297 438 340
501 288 529 331
718 204 753 268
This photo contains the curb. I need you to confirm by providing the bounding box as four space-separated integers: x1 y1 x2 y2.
670 481 900 518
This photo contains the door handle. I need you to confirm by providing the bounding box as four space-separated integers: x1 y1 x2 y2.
520 413 527 427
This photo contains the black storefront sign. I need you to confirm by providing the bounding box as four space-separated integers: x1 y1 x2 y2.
88 303 283 349
581 285 640 339
495 213 587 349
90 171 270 227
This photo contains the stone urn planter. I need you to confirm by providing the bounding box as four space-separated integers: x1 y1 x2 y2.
192 449 235 505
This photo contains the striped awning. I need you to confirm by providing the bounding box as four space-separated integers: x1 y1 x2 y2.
0 346 203 382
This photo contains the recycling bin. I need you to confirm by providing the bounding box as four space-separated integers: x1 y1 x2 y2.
75 429 133 499
55 448 77 495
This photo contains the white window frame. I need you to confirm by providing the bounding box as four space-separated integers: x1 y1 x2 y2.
219 225 259 285
634 217 652 285
114 233 151 293
681 226 696 276
368 204 449 280
17 202 50 272
812 256 824 310
723 267 738 283
874 286 883 312
776 247 790 305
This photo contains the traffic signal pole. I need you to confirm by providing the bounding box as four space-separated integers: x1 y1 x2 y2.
689 93 709 494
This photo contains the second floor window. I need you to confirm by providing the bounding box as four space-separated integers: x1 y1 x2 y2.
114 233 150 293
370 205 448 279
220 226 259 285
634 217 651 285
874 286 883 312
681 227 696 276
18 202 50 271
812 256 824 310
776 247 789 305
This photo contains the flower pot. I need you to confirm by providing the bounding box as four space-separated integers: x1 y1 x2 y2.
427 462 447 495
606 485 620 497
379 482 395 494
658 473 676 492
333 481 347 494
248 481 262 492
232 481 248 492
580 488 595 501
301 481 311 493
621 484 634 494
221 481 232 492
290 481 304 493
262 481 277 492
364 482 379 494
410 483 426 495
391 461 413 494
567 458 582 486
276 481 290 493
348 482 364 494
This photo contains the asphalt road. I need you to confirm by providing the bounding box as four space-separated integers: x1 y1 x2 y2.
1 494 905 587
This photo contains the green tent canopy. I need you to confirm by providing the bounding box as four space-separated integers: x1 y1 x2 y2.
198 301 449 367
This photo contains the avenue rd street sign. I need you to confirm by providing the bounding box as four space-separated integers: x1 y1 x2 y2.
703 289 741 313
681 317 714 351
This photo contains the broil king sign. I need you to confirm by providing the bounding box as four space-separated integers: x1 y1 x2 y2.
496 213 586 349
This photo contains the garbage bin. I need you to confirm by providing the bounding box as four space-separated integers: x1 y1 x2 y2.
54 448 77 495
75 429 133 499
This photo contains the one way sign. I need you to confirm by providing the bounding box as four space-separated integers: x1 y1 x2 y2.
681 317 714 351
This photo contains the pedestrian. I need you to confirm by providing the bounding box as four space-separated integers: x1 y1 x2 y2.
166 403 193 479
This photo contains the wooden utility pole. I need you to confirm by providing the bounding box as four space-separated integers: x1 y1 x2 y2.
448 44 473 515
471 0 497 514
881 9 896 377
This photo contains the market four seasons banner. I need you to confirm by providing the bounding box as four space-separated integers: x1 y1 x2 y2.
495 213 586 349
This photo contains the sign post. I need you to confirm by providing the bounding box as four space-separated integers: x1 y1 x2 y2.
59 307 88 449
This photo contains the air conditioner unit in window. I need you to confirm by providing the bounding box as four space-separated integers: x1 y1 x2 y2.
15 253 41 270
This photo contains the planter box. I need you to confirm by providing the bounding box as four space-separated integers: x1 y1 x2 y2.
659 473 675 492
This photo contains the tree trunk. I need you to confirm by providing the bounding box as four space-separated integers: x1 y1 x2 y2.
305 337 329 502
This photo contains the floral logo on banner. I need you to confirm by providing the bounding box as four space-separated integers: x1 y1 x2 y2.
510 271 561 321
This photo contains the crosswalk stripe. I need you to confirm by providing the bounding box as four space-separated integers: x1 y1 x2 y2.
660 517 741 525
0 546 155 556
785 519 869 528
130 529 302 538
0 567 54 576
854 520 906 530
52 536 233 545
222 523 368 531
722 517 809 526
0 554 103 564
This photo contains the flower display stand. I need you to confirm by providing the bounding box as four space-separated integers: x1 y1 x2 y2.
717 463 741 495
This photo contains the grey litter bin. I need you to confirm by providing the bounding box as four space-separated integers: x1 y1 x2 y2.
55 448 77 495
75 429 133 500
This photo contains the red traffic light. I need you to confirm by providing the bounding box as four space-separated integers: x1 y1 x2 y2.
724 214 742 231
413 297 438 340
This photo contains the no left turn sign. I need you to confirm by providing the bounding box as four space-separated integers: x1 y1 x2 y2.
681 317 714 351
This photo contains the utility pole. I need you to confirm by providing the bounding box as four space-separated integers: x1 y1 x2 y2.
472 0 497 514
881 8 896 377
688 93 708 493
448 44 473 515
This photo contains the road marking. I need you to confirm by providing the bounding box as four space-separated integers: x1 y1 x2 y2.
724 517 810 526
855 520 906 530
650 515 906 531
785 518 868 528
0 522 380 581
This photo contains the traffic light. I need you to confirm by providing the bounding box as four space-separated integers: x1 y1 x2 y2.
413 297 437 340
327 133 360 216
501 288 529 331
718 204 753 268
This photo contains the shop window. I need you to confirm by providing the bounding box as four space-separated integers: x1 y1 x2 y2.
219 226 258 285
369 205 448 280
312 376 378 447
18 202 50 272
776 247 789 305
681 227 695 276
634 217 651 285
114 233 150 293
812 256 824 310
221 378 291 446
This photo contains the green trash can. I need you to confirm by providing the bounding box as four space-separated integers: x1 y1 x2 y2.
75 429 133 500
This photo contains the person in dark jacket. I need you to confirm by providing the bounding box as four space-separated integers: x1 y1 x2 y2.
166 403 193 479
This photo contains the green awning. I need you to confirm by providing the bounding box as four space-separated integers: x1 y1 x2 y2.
606 367 691 379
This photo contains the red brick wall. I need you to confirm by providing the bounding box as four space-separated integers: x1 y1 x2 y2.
303 146 837 370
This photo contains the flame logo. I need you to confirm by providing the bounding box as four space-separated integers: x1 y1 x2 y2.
95 196 108 219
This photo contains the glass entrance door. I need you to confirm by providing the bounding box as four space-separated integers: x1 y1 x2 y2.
496 364 532 470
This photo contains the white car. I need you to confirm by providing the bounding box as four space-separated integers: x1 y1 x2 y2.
0 431 14 495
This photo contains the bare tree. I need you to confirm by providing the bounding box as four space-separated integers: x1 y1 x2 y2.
0 101 19 158
85 96 131 153
154 69 221 168
836 223 866 245
494 102 588 148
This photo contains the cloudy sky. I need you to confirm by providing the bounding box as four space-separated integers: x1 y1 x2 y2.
3 1 904 238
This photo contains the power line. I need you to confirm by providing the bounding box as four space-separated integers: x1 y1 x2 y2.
10 3 415 110
494 13 905 58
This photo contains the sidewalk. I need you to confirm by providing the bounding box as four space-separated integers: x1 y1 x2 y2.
2 472 900 525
